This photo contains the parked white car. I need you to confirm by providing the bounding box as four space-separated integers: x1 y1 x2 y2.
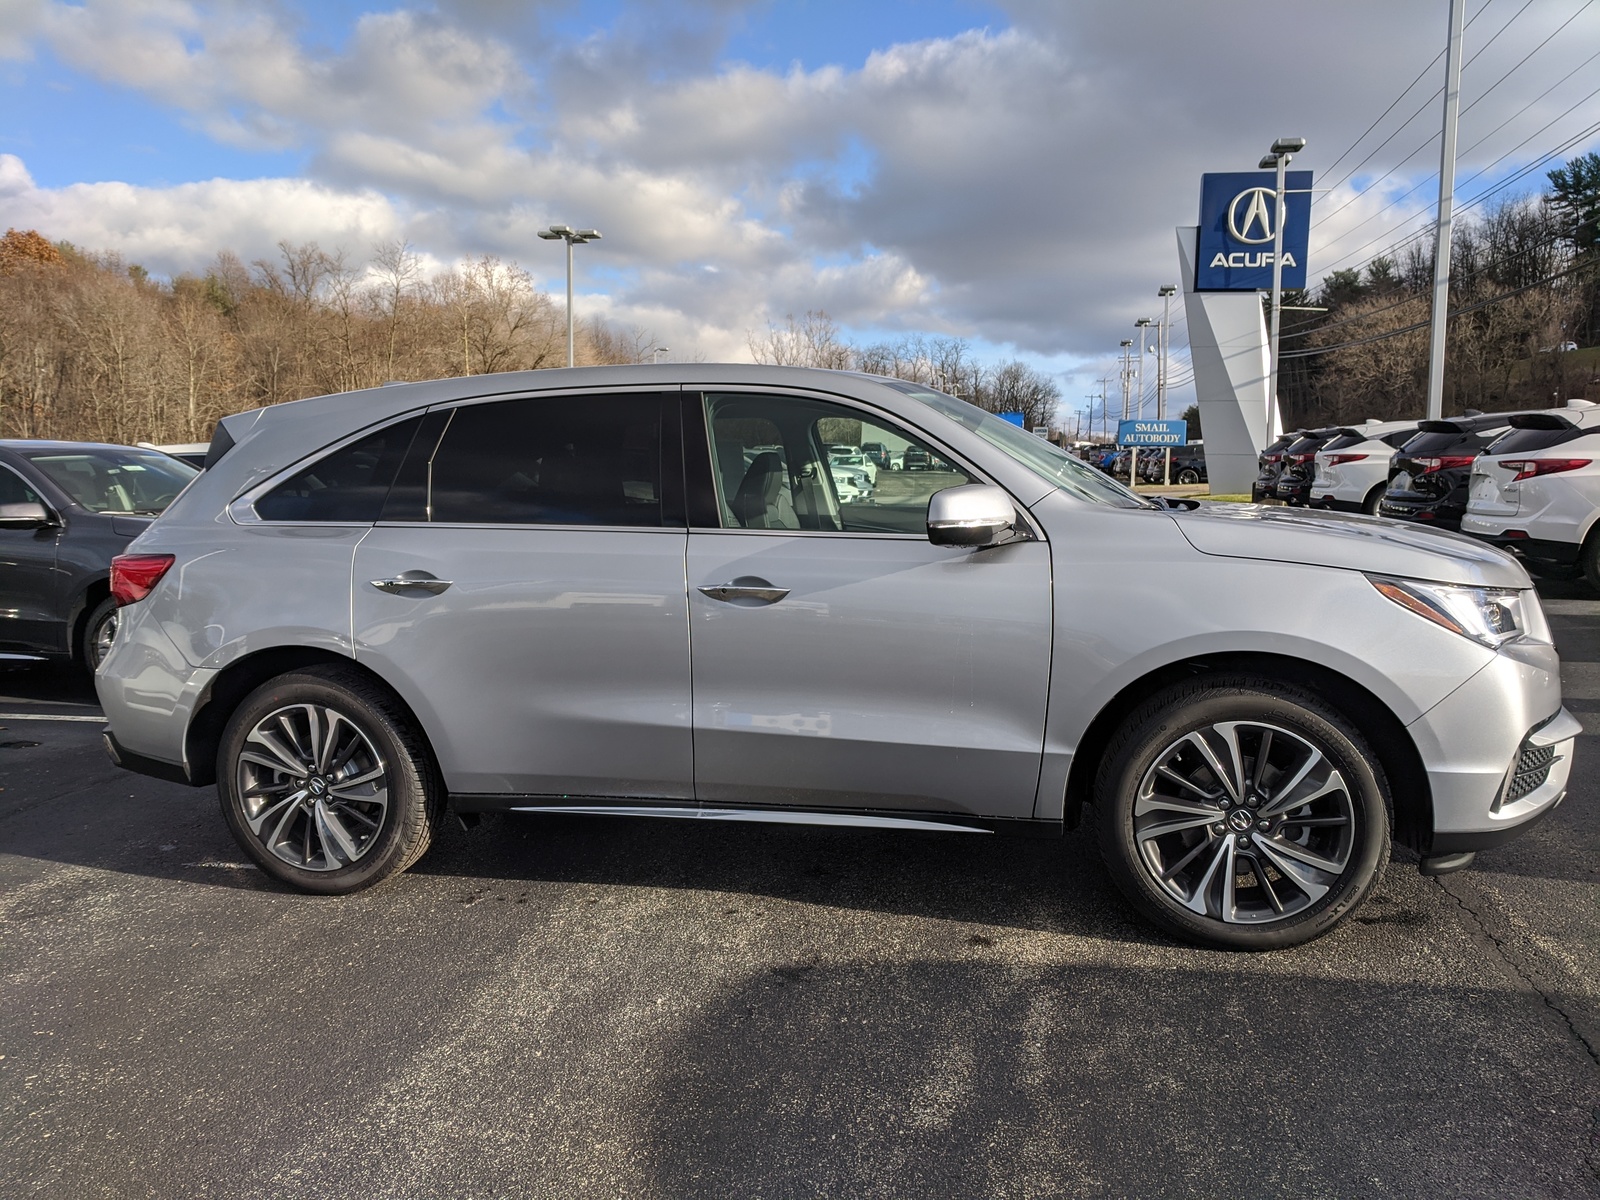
1309 420 1419 514
1461 399 1600 584
829 450 878 485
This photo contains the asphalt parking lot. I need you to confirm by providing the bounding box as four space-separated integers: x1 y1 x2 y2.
3 583 1598 1200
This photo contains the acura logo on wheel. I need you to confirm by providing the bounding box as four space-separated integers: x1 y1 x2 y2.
1227 187 1282 245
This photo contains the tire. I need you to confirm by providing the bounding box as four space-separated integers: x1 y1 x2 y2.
217 665 443 895
1582 532 1600 594
1361 485 1385 516
1094 675 1390 950
81 596 118 673
1176 468 1201 486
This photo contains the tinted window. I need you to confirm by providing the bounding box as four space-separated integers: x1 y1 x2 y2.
705 393 974 535
1320 433 1368 452
256 416 422 522
1396 428 1504 457
22 448 196 515
0 464 44 507
429 394 668 527
1483 424 1586 455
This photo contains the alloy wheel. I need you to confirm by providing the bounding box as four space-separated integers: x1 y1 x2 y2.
1132 721 1356 925
235 703 390 871
90 609 118 669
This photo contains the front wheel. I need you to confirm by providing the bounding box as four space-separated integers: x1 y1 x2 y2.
217 665 443 894
1095 676 1390 950
1175 468 1201 485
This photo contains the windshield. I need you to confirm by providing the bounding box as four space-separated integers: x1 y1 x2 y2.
879 380 1152 508
23 447 198 514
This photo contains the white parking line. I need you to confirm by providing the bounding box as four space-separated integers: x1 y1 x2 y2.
0 713 107 723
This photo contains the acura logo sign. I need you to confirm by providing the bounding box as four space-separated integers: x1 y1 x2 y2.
1227 187 1283 245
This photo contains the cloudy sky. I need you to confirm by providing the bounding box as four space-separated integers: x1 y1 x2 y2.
3 0 1598 421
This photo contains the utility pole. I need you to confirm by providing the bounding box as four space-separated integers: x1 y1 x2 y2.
1259 137 1305 441
1426 0 1466 421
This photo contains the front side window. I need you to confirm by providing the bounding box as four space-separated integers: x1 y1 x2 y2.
0 464 44 507
427 393 668 527
704 393 973 535
22 448 197 515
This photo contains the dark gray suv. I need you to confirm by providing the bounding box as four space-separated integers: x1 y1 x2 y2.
0 441 197 671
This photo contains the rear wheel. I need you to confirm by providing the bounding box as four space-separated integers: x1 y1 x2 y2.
1095 676 1390 950
1361 485 1385 515
80 597 118 673
1176 468 1201 485
1582 531 1600 593
217 665 443 894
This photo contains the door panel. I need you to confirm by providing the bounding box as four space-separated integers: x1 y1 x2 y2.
0 464 64 652
354 527 692 797
688 532 1052 817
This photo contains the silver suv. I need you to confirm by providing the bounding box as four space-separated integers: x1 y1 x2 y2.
97 366 1580 949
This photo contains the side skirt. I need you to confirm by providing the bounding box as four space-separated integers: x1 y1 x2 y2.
449 794 1063 838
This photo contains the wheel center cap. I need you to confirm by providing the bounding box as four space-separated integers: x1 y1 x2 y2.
1228 808 1255 832
308 777 328 797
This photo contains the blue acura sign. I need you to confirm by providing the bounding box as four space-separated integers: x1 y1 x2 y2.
1195 170 1312 292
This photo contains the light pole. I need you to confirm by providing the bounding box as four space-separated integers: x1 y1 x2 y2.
1258 137 1305 441
536 224 602 367
1119 340 1134 420
651 345 669 362
1134 318 1153 419
1157 285 1176 419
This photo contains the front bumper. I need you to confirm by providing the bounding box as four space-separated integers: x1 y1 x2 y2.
1407 639 1580 854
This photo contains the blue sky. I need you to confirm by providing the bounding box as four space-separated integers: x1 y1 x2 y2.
2 0 1597 424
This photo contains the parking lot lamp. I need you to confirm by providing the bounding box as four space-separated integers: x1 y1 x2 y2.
1134 318 1153 419
1258 137 1305 440
652 346 669 362
536 224 602 367
1119 340 1134 420
1157 286 1176 419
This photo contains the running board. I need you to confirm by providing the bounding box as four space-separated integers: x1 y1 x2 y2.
506 804 994 834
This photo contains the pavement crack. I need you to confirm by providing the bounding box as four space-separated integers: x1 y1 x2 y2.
1433 875 1600 1068
1432 874 1600 1186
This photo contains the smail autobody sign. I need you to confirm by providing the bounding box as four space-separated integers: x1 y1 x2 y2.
1195 170 1311 292
1117 419 1187 447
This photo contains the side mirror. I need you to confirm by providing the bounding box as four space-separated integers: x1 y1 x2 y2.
927 484 1016 548
0 501 53 530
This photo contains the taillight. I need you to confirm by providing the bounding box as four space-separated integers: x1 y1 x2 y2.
1411 455 1477 473
1496 458 1592 482
110 554 175 606
1323 454 1368 466
1290 453 1315 464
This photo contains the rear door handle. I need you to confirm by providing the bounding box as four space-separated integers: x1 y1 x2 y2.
370 573 452 595
698 582 789 605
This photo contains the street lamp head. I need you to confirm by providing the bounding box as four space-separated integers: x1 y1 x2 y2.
1258 154 1281 170
1270 136 1307 156
573 230 601 242
1135 317 1152 327
1120 339 1133 348
1158 285 1177 297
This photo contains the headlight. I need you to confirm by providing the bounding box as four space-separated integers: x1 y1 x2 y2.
1368 575 1550 648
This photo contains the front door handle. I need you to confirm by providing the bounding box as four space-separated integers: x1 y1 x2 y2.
370 573 452 595
698 581 790 605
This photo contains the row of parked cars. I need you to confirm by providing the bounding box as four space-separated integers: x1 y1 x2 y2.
1253 398 1600 587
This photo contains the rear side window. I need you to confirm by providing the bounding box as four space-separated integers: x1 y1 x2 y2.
256 416 423 522
1396 428 1501 457
427 393 670 527
1320 433 1367 452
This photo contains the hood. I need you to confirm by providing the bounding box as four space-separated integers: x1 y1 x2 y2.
1170 503 1530 588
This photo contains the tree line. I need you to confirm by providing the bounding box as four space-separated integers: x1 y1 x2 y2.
747 309 1063 430
0 233 663 445
1276 151 1599 427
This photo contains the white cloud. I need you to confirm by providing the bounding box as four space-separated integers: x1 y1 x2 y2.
7 0 1600 396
